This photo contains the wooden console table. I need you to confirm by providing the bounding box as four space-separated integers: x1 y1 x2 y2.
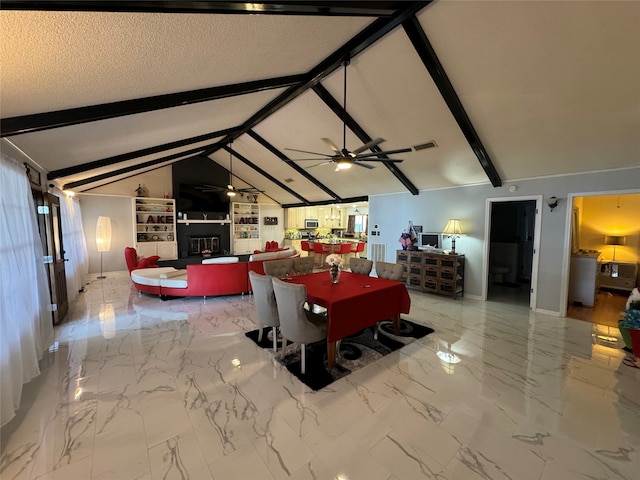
396 250 465 299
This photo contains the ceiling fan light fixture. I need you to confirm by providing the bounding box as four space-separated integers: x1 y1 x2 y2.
226 189 236 197
336 160 352 170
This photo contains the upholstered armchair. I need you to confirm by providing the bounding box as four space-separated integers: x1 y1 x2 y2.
248 271 280 352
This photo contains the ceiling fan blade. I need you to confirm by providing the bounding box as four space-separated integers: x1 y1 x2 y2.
306 161 333 170
358 158 404 163
322 138 342 154
290 157 336 162
355 147 412 158
284 147 332 157
353 161 375 170
351 137 385 155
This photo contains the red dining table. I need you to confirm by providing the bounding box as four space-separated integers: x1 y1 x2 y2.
288 271 411 369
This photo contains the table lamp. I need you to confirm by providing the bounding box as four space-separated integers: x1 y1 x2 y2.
442 219 464 254
605 235 626 261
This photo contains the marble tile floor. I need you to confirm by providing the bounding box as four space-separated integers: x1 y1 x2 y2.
1 271 639 480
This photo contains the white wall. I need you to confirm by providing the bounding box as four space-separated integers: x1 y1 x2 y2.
79 194 132 273
370 166 640 314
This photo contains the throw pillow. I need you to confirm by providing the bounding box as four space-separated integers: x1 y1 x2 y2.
137 256 160 269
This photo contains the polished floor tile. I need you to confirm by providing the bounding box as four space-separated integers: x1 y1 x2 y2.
1 271 639 480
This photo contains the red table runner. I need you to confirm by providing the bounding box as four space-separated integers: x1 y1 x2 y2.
289 271 411 342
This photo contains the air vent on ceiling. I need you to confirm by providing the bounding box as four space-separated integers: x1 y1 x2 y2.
284 178 294 183
414 141 437 151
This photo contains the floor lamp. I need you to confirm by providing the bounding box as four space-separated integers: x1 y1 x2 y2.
96 216 112 279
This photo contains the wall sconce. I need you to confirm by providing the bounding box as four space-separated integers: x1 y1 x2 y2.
442 219 464 254
546 196 559 211
96 216 112 279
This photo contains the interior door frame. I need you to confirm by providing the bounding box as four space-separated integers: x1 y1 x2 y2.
482 195 542 309
560 188 640 317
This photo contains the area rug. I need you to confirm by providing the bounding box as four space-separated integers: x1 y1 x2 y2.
245 319 434 390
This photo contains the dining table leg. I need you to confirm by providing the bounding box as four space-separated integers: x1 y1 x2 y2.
327 341 337 369
393 314 401 335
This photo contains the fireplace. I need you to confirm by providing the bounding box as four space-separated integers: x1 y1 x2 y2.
189 236 220 255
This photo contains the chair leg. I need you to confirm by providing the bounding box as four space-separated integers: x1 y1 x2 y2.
258 326 264 342
374 321 380 340
301 343 306 375
271 326 278 353
280 338 288 360
336 339 342 360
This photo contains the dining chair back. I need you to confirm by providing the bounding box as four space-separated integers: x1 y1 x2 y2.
375 261 404 281
349 257 373 276
272 278 327 374
292 256 315 276
263 259 294 278
248 271 280 352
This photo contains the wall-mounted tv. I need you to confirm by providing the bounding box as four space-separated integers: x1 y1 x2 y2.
418 232 442 250
176 184 230 216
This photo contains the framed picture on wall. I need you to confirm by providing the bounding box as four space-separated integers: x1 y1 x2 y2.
264 216 278 225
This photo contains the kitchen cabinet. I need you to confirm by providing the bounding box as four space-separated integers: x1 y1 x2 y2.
132 197 177 259
232 202 260 254
569 253 601 307
286 207 306 229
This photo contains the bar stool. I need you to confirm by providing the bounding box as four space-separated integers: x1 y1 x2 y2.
338 242 352 262
313 242 324 268
354 241 365 258
301 240 311 257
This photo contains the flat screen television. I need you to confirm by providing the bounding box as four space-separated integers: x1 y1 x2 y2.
177 183 230 216
418 232 441 250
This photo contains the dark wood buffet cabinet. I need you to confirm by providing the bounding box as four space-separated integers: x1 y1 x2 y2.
396 250 465 299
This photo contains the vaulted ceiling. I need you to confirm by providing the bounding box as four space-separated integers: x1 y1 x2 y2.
2 1 639 207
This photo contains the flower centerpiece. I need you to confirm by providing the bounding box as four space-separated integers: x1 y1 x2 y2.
325 253 344 284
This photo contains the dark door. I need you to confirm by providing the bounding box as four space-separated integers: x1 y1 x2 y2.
45 193 68 324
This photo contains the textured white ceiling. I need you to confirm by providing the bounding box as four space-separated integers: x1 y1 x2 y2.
1 1 639 203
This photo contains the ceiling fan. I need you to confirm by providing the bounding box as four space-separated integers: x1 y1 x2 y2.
197 141 263 197
285 59 433 171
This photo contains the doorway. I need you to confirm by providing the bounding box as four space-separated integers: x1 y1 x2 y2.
483 196 541 308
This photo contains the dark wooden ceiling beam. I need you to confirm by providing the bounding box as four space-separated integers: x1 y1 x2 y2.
201 1 431 158
247 130 342 201
63 150 201 190
1 75 305 137
281 196 368 209
311 83 419 196
47 126 239 180
1 1 409 16
402 15 502 187
223 146 310 205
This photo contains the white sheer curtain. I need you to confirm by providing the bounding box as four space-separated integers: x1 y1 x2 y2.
54 188 88 300
0 154 54 427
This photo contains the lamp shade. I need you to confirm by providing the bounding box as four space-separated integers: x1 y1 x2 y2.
605 235 626 246
442 219 464 236
96 216 112 252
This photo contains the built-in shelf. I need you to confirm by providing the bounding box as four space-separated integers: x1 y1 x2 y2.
178 219 231 224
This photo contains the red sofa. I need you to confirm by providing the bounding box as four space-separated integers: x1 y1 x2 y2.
129 258 284 298
159 263 250 297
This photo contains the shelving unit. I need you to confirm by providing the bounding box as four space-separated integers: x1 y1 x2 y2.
397 250 465 299
132 197 177 259
232 202 261 254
